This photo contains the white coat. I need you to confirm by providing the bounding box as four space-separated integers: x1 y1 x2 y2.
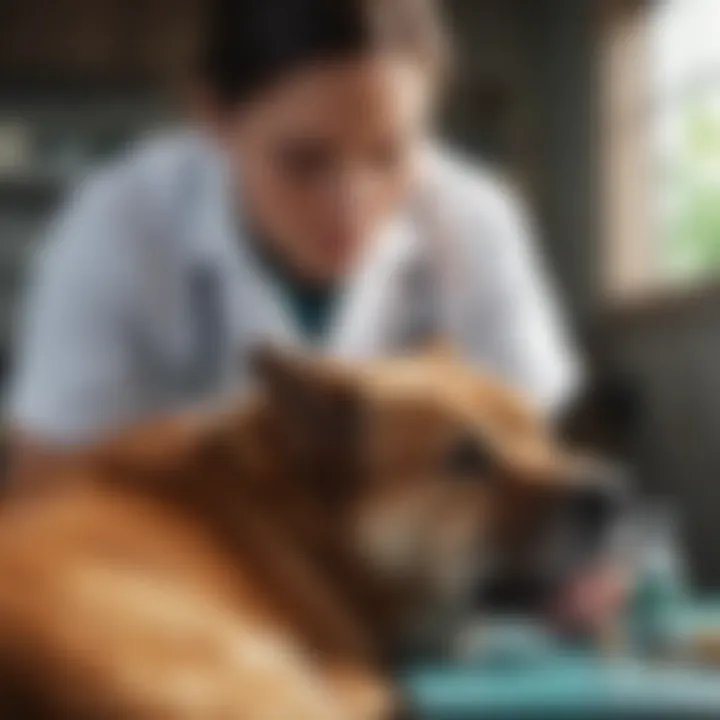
8 131 579 444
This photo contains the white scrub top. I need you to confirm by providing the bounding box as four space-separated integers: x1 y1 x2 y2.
8 131 579 445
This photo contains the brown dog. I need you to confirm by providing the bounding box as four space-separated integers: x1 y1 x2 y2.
0 348 622 719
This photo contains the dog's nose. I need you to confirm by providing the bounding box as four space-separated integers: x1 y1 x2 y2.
569 483 620 528
566 465 629 534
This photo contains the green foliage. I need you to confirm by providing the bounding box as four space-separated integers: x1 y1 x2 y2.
665 102 720 279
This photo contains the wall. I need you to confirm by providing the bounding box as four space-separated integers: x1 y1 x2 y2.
0 0 200 85
596 293 720 589
444 0 601 327
518 0 602 326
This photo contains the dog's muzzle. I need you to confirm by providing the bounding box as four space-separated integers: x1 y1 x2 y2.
476 463 630 614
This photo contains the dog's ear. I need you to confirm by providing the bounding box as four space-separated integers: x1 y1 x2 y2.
250 345 362 496
420 336 455 360
250 344 355 414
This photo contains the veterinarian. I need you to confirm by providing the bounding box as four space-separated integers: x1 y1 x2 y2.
10 0 579 452
7 0 626 635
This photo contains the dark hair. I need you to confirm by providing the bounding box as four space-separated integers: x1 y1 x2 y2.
201 0 448 105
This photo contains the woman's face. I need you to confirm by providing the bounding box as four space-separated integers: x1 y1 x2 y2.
209 55 433 282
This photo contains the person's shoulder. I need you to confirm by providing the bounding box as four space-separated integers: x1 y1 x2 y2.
53 129 210 260
422 144 526 221
72 129 208 214
36 130 210 292
418 144 531 257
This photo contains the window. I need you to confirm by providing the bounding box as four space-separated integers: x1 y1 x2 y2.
652 0 720 283
602 0 720 301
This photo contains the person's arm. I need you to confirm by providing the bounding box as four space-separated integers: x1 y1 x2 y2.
6 171 158 481
456 177 581 415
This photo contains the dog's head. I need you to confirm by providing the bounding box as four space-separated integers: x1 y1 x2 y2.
253 346 626 618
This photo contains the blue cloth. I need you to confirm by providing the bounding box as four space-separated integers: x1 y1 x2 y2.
248 234 337 343
403 602 720 719
403 656 720 719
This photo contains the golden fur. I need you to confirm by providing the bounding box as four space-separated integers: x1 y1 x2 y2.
0 349 592 718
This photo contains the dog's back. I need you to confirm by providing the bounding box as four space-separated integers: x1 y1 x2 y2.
0 405 395 719
0 479 248 717
0 349 623 719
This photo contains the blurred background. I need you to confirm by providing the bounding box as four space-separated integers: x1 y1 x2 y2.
1 0 720 590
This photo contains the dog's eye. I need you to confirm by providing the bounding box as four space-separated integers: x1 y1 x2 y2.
444 434 495 478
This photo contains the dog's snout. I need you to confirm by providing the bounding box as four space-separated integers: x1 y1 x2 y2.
566 465 629 532
568 483 621 531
